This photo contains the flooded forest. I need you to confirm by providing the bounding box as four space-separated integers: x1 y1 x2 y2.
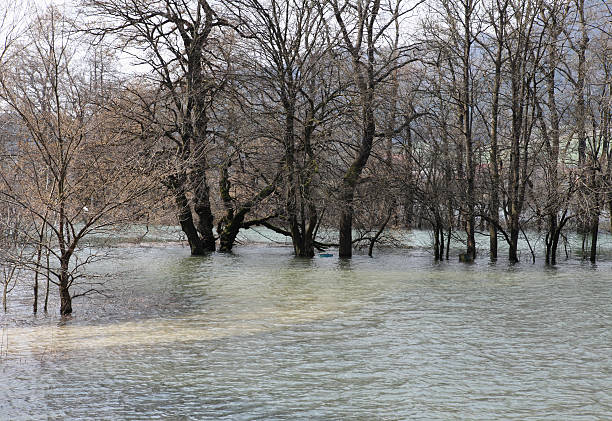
0 0 612 418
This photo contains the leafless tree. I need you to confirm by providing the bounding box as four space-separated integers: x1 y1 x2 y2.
326 0 422 257
83 0 233 254
223 0 345 256
0 7 153 315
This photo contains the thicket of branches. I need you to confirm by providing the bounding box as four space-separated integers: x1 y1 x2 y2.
0 0 610 315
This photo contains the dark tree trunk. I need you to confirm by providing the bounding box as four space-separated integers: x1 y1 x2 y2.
542 24 561 265
508 72 521 264
219 219 241 253
293 233 315 257
507 65 531 263
545 214 557 265
290 211 317 258
590 206 600 263
509 216 520 263
446 224 451 260
337 177 357 259
439 224 445 259
551 229 560 265
217 171 276 253
192 165 216 252
174 185 205 255
183 22 216 253
59 260 72 316
338 193 355 258
33 282 38 314
434 225 440 260
338 109 375 258
488 220 498 260
332 0 380 258
303 229 315 257
44 251 50 312
489 30 503 260
462 0 476 262
590 220 599 263
545 214 568 266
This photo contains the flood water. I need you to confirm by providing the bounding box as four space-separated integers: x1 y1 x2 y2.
1 237 612 419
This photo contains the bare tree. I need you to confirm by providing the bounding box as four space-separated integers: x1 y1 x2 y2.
534 0 575 265
477 0 508 261
327 0 422 257
224 0 344 256
83 0 232 254
0 7 153 315
499 0 546 263
423 0 482 261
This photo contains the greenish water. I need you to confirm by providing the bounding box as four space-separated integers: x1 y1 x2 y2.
1 239 612 419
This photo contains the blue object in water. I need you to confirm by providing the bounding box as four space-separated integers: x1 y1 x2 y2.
319 253 333 257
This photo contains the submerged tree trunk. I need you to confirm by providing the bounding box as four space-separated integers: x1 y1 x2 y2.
508 81 522 264
217 162 276 253
590 210 599 263
33 271 38 314
192 165 216 252
546 210 570 266
44 250 50 313
174 182 205 255
550 228 560 265
446 219 452 260
461 0 476 262
282 94 315 258
541 10 563 265
332 0 393 258
338 116 375 257
434 224 440 260
545 215 558 265
338 185 356 258
292 227 316 257
218 220 241 252
488 2 505 260
186 22 216 253
59 259 72 316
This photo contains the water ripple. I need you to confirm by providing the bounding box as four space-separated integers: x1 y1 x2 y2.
1 245 612 419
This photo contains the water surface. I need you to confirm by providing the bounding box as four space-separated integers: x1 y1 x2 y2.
1 243 612 420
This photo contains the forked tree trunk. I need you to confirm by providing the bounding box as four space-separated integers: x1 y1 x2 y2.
174 185 205 255
193 200 216 252
218 220 241 253
217 166 276 253
192 165 216 252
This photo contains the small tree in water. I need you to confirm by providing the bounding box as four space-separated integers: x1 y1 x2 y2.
0 7 153 316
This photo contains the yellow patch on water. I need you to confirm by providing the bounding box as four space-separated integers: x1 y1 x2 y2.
0 303 353 360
